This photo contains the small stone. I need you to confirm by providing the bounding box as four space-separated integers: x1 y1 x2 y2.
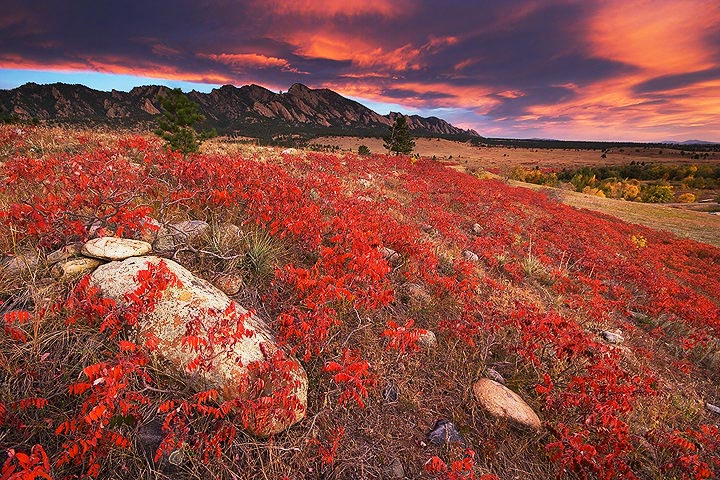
281 148 299 155
473 378 541 431
46 243 83 265
428 419 464 445
463 250 479 262
404 283 431 304
486 368 506 385
418 330 437 349
82 237 152 261
382 382 399 403
384 457 405 479
706 403 720 415
472 223 482 234
601 330 624 344
52 258 104 278
212 273 243 296
379 246 401 265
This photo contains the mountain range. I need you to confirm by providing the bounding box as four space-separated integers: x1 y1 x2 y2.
0 82 479 141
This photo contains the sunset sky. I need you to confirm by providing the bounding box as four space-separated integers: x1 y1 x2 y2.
1 0 719 141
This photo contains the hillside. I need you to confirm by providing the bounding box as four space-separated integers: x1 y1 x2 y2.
0 83 478 141
1 126 719 479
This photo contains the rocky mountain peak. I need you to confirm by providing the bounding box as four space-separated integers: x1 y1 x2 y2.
0 82 481 140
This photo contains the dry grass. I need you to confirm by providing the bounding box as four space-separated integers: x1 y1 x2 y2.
506 180 720 248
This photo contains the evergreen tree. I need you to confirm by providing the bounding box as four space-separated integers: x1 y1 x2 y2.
154 88 215 154
383 115 415 155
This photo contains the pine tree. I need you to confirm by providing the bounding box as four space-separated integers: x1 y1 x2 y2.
154 88 215 155
383 115 415 155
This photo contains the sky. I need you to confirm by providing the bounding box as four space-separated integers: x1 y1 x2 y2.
1 0 719 142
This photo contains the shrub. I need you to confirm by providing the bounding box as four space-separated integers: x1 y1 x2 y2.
641 184 674 203
677 192 696 203
358 145 371 156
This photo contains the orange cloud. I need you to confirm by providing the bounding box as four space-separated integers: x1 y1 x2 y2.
255 0 412 17
294 32 423 70
0 55 232 85
199 53 300 72
588 0 720 74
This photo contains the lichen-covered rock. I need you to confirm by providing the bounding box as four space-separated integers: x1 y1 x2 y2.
82 237 152 260
89 256 307 436
473 378 541 430
211 272 243 296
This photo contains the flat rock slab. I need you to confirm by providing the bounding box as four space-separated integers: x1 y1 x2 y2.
46 243 83 265
82 237 152 260
473 378 541 430
52 257 104 278
89 256 307 436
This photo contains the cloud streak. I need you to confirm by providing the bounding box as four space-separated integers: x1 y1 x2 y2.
0 0 718 141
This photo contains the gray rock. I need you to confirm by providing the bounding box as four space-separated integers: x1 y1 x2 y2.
384 457 405 479
89 256 307 436
154 220 210 251
473 378 541 430
463 250 479 262
601 330 624 344
428 419 464 445
1 252 39 277
82 237 152 261
486 368 506 385
706 403 720 415
172 220 210 243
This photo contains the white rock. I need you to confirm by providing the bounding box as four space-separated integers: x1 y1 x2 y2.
472 223 482 234
463 250 479 262
379 246 401 265
601 330 624 344
473 378 541 430
82 237 152 260
89 256 307 436
418 330 437 349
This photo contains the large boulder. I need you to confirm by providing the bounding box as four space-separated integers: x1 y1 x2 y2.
473 378 541 431
89 256 307 436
